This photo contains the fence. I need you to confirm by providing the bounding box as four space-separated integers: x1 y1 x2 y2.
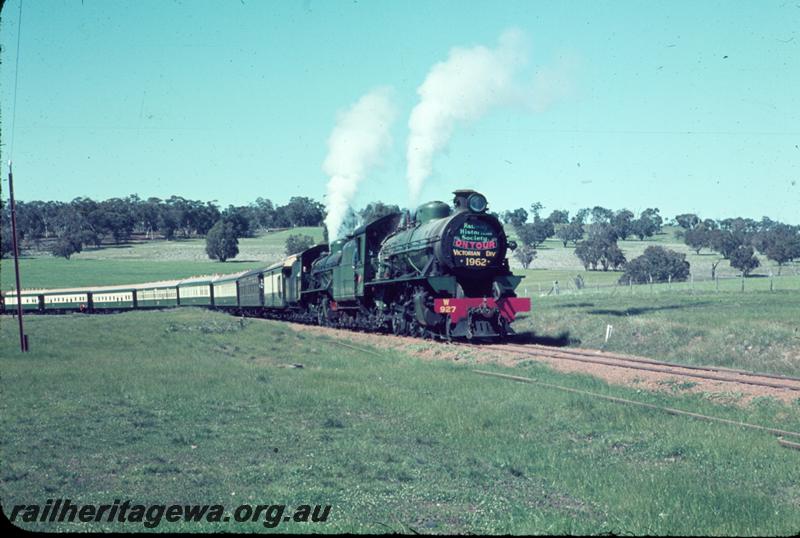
524 267 800 299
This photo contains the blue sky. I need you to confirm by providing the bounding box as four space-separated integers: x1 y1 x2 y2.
1 0 798 223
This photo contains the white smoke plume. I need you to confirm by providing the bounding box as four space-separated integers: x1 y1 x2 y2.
406 28 569 203
324 87 396 239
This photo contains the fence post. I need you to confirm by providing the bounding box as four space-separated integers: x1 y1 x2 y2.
629 277 633 294
770 272 774 292
649 274 653 294
668 274 672 290
690 272 694 294
740 272 745 292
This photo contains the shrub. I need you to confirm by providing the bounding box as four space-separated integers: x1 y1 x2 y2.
630 208 663 240
513 244 537 269
205 220 239 262
574 224 625 271
285 234 315 256
555 219 584 247
683 225 711 254
759 223 800 274
619 246 690 284
729 244 760 276
50 235 83 259
515 218 554 249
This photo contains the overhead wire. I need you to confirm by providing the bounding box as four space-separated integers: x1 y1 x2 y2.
8 0 24 160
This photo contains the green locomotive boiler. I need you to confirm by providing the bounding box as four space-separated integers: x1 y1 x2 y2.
305 190 530 339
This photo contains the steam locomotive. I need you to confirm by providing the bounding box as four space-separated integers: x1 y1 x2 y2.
1 189 530 340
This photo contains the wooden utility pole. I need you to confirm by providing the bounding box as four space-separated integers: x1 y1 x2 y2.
7 161 28 352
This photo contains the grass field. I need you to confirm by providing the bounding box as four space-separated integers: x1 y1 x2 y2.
2 310 799 534
518 289 800 377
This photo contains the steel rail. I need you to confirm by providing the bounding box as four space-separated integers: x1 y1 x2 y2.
501 343 800 383
478 344 800 393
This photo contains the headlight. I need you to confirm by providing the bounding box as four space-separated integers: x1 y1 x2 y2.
467 193 487 212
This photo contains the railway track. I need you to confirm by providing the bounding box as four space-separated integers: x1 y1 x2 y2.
472 342 800 393
321 332 800 449
288 321 800 396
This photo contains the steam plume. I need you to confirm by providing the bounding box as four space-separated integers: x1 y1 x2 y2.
324 87 396 239
406 29 568 203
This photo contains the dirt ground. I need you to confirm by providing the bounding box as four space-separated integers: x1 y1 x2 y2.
285 322 800 406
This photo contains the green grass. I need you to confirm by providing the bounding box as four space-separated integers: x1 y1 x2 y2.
515 289 800 377
517 267 622 290
2 309 799 534
0 258 259 289
501 225 800 377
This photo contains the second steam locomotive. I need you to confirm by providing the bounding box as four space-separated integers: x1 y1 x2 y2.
1 189 531 340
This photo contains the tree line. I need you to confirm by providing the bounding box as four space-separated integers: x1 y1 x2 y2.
503 204 800 283
0 194 410 261
675 214 800 276
3 195 798 273
1 195 326 259
503 204 664 271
